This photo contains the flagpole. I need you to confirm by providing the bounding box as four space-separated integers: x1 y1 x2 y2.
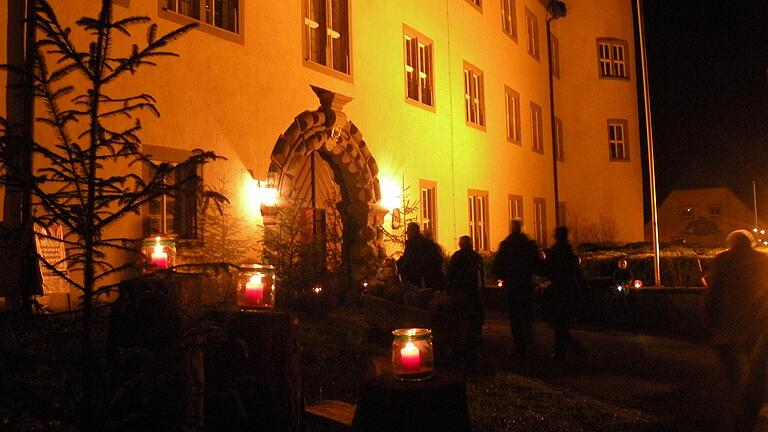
636 0 661 286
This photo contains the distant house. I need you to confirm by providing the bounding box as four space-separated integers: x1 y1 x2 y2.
647 187 762 246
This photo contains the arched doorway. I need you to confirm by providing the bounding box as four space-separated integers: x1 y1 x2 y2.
265 86 386 293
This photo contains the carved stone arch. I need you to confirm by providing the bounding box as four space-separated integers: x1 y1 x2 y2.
267 86 386 282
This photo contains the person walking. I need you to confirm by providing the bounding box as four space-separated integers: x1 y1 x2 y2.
396 222 445 290
544 226 580 360
492 219 540 358
703 230 768 431
447 235 485 365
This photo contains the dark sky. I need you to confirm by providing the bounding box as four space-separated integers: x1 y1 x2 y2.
641 1 768 215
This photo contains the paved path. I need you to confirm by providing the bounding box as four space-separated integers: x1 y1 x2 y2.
480 312 757 432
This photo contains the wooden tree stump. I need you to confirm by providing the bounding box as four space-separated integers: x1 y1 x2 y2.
206 309 302 432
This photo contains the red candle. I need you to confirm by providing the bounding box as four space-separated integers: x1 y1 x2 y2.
400 342 421 373
245 274 264 304
150 245 169 269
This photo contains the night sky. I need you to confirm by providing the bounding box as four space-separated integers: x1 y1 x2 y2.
641 0 768 218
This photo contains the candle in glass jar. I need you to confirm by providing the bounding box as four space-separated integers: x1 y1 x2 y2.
400 341 421 372
245 274 264 303
150 245 169 268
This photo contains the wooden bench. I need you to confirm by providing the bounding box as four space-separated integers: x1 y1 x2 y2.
304 400 356 432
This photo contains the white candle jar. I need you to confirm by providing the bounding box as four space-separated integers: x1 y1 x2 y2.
391 328 434 381
141 235 176 273
237 264 276 310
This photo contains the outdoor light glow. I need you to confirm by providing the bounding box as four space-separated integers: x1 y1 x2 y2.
497 279 504 288
312 284 323 294
633 280 643 289
379 177 401 211
754 228 759 233
243 176 278 215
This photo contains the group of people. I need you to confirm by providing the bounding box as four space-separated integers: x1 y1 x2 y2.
395 219 582 362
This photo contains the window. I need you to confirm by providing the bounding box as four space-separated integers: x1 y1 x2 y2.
557 201 566 226
680 206 695 219
468 190 489 251
530 101 544 153
709 205 722 217
608 119 629 161
525 8 539 60
163 0 239 33
555 117 564 161
508 194 523 232
142 145 201 239
533 197 547 247
304 0 350 75
501 0 517 40
505 86 521 143
463 62 486 128
550 34 560 78
597 38 629 79
466 0 482 11
404 27 434 108
420 180 438 237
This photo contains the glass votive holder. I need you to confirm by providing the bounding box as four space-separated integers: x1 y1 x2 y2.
141 235 176 273
237 264 276 310
391 328 434 381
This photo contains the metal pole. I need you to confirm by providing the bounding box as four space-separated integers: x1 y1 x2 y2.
635 0 661 286
546 19 560 227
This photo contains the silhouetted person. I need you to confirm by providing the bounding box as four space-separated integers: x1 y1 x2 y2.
611 258 633 287
703 230 768 430
492 219 540 358
447 235 485 361
545 226 579 360
397 222 445 290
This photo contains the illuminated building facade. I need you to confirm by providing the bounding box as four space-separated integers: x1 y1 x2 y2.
1 0 645 297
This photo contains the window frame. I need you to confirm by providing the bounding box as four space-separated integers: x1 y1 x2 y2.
500 0 517 41
597 38 630 80
680 206 695 219
403 25 435 110
468 189 490 252
550 33 560 79
419 179 438 239
504 86 521 144
141 145 202 241
607 119 630 161
159 0 244 43
525 7 540 61
533 197 547 247
554 117 564 161
530 101 544 153
302 0 353 80
709 205 722 218
463 61 486 129
465 0 483 13
508 194 523 233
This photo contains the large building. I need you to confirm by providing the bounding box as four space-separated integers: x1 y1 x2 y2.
1 0 645 299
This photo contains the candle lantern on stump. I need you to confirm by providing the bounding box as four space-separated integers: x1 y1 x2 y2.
141 235 176 273
391 328 434 381
237 264 276 310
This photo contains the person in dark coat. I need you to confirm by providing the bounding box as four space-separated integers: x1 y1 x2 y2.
447 235 485 358
492 219 540 358
396 222 445 290
703 230 768 430
611 258 633 287
545 226 580 360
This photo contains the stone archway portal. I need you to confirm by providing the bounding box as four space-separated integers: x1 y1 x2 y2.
267 86 385 283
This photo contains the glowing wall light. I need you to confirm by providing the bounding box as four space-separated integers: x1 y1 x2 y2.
243 174 278 217
379 176 402 212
